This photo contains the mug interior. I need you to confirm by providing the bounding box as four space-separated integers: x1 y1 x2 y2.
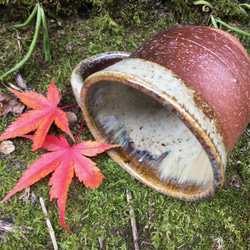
86 80 214 197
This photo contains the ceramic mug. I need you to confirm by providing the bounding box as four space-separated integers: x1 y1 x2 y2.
71 26 250 201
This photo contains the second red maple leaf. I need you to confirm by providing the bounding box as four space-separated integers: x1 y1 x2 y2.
2 134 119 233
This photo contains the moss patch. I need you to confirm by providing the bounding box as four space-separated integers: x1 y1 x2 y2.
0 1 250 249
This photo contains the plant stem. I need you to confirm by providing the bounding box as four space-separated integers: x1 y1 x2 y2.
59 104 78 109
0 4 42 80
239 3 250 10
210 15 218 28
193 1 213 10
40 7 51 61
73 119 85 145
215 19 250 37
14 4 38 28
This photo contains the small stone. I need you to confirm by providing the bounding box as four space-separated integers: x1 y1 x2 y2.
0 141 15 155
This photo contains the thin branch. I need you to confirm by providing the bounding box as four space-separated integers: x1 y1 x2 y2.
0 220 32 240
19 187 30 202
98 237 103 248
244 129 250 137
84 232 87 245
39 197 58 250
16 30 21 49
14 71 28 90
126 189 139 250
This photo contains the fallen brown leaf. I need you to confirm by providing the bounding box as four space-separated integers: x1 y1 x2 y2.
0 90 25 116
66 111 77 122
66 41 72 52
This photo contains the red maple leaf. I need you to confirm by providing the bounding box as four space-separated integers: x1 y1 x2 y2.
2 134 119 233
0 79 74 151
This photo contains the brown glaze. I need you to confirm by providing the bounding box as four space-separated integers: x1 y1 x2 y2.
79 52 130 80
72 26 250 201
130 26 250 153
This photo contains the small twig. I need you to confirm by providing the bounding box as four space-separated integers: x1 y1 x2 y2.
14 71 28 90
0 220 20 238
141 241 155 246
98 237 103 248
244 129 250 137
31 191 37 205
0 220 32 240
0 233 7 243
19 187 30 202
84 232 87 245
16 30 21 49
39 197 58 250
126 189 139 250
7 82 24 92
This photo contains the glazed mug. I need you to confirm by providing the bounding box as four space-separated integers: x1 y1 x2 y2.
71 26 250 201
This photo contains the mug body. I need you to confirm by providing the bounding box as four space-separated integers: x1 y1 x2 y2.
71 26 250 201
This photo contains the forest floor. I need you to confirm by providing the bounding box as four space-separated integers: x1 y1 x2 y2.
0 1 250 249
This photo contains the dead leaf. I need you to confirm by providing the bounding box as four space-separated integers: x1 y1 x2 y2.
14 71 28 90
0 90 25 116
66 111 77 122
0 140 15 154
66 41 72 52
19 187 30 202
31 191 36 205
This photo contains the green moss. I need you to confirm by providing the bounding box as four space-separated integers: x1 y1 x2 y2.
0 1 250 249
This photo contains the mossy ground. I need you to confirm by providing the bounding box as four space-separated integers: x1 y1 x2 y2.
0 1 250 249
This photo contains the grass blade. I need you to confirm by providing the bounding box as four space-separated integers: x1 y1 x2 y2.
40 7 51 62
210 14 218 28
0 5 42 80
14 4 38 29
215 19 250 37
239 3 250 10
193 1 213 10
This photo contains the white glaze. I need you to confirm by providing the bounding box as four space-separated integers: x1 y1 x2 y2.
71 57 228 200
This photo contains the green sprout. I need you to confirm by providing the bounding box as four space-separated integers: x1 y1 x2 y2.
193 1 250 36
0 3 51 81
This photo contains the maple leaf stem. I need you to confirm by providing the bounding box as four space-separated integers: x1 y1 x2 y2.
59 104 78 109
73 119 85 146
